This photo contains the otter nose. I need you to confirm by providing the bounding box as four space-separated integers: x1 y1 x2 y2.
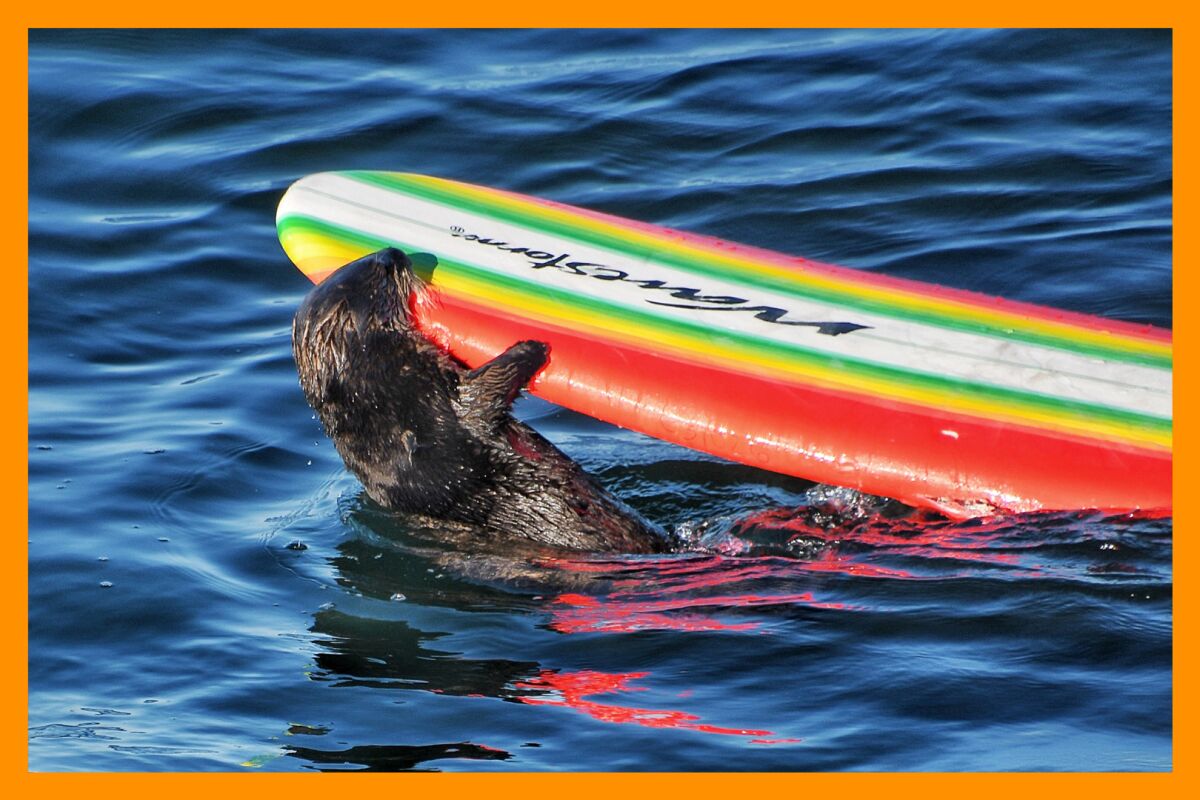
374 247 412 273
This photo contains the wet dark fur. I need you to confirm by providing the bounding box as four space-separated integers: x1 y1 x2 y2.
292 248 666 553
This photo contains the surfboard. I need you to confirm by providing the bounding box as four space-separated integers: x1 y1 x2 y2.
276 171 1172 518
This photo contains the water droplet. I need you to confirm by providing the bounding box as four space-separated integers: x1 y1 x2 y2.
37 445 52 451
286 540 308 551
99 581 113 588
390 593 406 602
97 556 108 562
157 537 169 543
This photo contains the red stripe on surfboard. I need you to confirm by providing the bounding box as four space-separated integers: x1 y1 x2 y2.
472 181 1171 345
409 290 1170 516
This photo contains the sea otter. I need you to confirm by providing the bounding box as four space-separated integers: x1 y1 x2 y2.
292 247 667 554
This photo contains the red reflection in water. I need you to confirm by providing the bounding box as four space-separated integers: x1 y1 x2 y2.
1126 508 1172 521
548 590 845 634
800 550 913 578
532 506 1116 638
743 505 1046 574
515 669 799 744
610 561 792 594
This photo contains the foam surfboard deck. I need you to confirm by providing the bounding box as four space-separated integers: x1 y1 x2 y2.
277 171 1172 518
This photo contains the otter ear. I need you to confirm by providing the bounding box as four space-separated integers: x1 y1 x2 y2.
459 340 549 428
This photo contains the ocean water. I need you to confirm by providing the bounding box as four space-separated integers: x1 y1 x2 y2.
28 29 1171 772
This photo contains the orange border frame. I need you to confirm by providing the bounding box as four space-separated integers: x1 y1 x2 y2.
9 8 1190 797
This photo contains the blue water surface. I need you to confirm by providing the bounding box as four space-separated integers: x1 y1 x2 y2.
28 29 1171 772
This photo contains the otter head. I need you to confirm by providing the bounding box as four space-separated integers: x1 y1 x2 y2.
292 248 428 395
294 247 423 339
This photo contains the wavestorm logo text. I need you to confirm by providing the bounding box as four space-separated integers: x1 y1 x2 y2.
448 227 869 336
